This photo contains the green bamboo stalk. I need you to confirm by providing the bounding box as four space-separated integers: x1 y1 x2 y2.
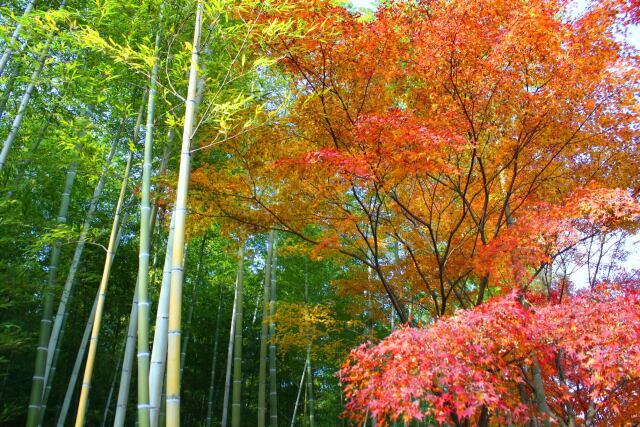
158 383 166 427
26 148 79 427
221 271 238 427
0 44 47 175
112 126 168 427
303 260 315 427
1 3 76 176
205 281 223 427
0 0 36 77
258 231 275 427
165 1 203 424
113 270 138 427
148 210 176 427
304 348 315 426
0 0 68 174
303 373 307 426
231 245 245 427
43 122 124 404
55 291 98 427
136 130 174 427
4 111 53 200
0 63 21 118
181 239 206 375
100 336 125 427
55 198 132 427
289 359 307 427
74 145 133 427
137 13 163 426
269 236 279 427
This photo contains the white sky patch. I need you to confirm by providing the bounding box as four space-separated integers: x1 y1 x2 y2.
350 0 376 10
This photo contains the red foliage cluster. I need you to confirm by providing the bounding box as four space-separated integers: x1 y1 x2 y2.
340 284 640 426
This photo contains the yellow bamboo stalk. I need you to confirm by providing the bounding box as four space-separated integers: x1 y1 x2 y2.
165 1 203 425
73 152 133 427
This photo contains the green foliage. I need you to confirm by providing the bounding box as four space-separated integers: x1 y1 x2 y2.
0 0 397 425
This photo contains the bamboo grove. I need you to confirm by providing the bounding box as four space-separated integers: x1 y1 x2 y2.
0 0 639 426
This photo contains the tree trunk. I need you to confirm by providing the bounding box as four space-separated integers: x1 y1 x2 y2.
258 231 275 427
74 147 133 427
165 1 203 424
530 357 553 427
26 150 79 427
231 245 245 427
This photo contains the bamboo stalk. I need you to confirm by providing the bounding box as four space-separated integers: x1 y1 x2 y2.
289 360 308 427
304 260 315 427
269 236 279 427
0 0 69 175
43 119 125 401
0 52 45 174
26 149 79 427
180 239 204 375
138 130 175 427
0 0 36 77
137 13 163 425
205 281 223 427
113 271 138 427
0 43 48 175
112 186 165 427
148 210 176 427
74 146 133 427
55 292 99 427
0 63 21 118
165 1 203 424
258 231 275 427
231 245 245 427
221 260 239 427
100 338 124 427
53 204 131 427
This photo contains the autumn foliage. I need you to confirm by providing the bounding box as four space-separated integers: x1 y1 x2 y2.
189 0 640 424
340 283 640 426
193 0 640 320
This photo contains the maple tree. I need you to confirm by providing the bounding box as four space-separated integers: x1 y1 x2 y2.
192 0 640 320
339 281 640 426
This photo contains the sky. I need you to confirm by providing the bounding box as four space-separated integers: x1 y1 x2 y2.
350 0 376 9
